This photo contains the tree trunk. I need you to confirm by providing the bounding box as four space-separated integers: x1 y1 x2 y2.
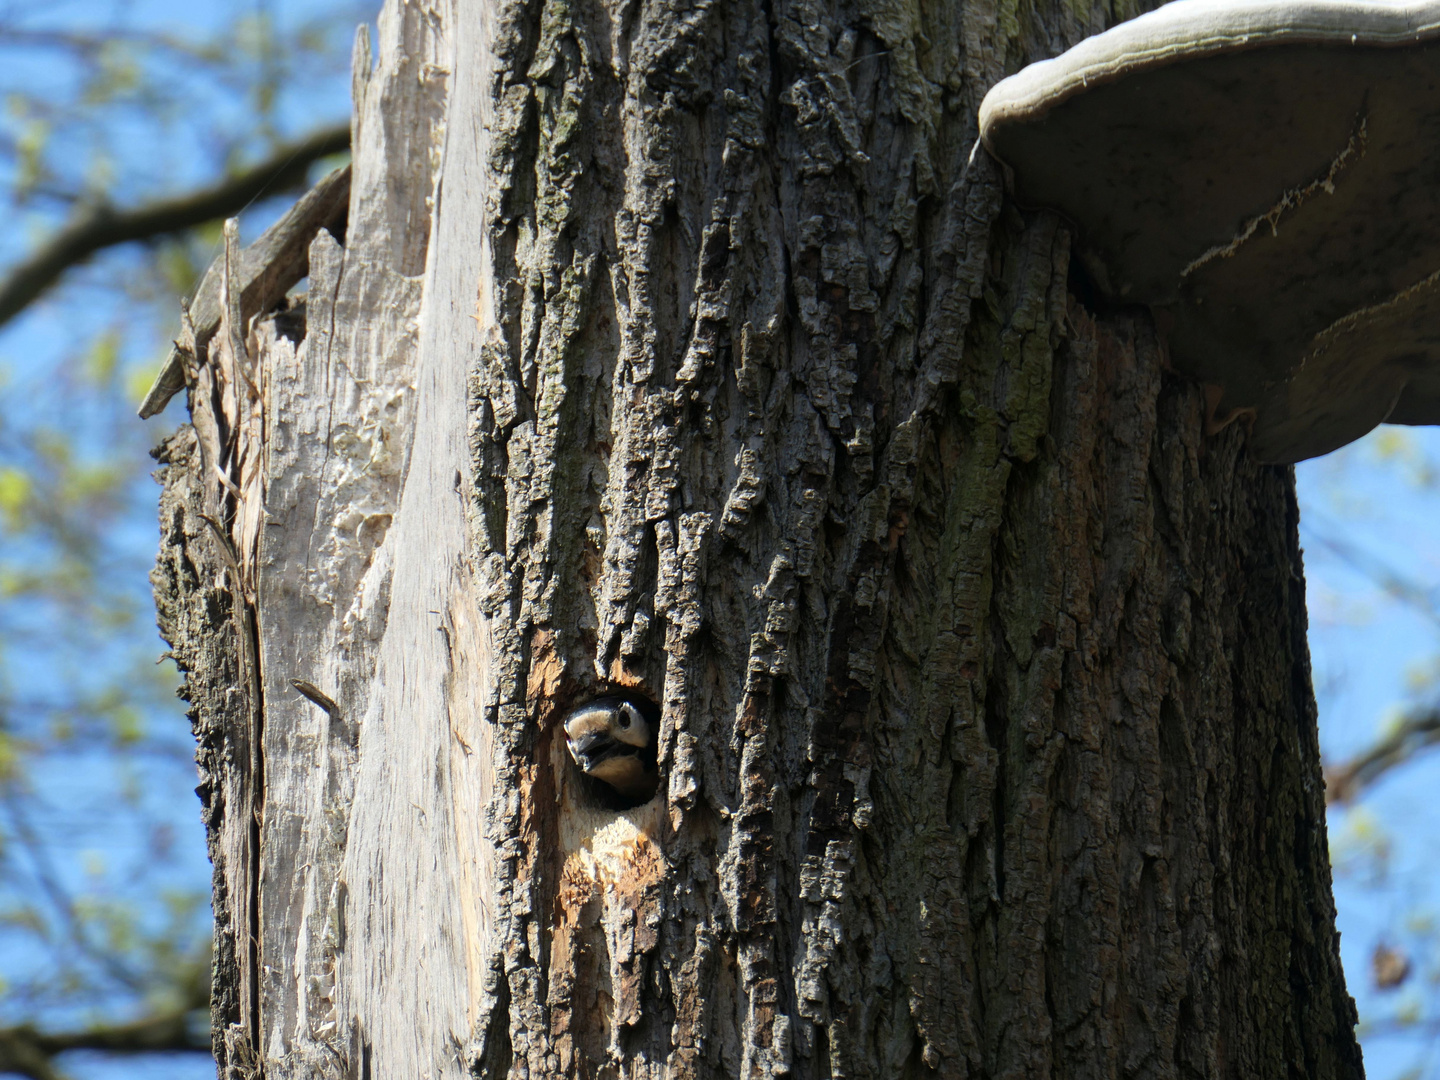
151 0 1364 1077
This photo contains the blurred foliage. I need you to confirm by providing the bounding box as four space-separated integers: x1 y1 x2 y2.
0 1 364 1077
1304 427 1440 1079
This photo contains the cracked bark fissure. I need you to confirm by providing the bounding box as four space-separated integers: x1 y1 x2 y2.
150 0 1363 1077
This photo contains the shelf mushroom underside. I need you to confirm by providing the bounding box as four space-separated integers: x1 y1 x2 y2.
985 43 1440 462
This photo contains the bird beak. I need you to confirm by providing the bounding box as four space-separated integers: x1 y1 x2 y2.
567 730 616 770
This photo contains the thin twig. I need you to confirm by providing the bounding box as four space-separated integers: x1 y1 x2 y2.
1304 518 1440 630
0 792 146 991
1326 709 1440 804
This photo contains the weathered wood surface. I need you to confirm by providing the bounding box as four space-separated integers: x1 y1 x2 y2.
151 0 1363 1077
138 165 352 420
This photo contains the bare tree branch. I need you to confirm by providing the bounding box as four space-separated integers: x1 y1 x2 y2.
0 25 235 60
0 1006 209 1080
0 953 208 1080
1300 519 1440 803
1304 519 1440 629
0 122 350 331
1326 709 1440 804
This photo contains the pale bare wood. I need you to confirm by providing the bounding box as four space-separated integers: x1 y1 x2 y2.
137 164 351 420
245 1 461 1076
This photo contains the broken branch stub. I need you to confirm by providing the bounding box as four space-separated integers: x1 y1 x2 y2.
137 164 351 420
979 0 1440 462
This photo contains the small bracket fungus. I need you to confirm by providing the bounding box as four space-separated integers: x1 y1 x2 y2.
979 0 1440 461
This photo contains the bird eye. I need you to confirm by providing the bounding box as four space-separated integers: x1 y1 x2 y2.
617 707 632 729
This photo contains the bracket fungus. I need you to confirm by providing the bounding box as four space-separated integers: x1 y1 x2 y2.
979 0 1440 461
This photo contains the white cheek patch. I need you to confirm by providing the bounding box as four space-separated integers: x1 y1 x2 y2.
613 704 649 748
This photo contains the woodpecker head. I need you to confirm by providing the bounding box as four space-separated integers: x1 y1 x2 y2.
562 694 660 804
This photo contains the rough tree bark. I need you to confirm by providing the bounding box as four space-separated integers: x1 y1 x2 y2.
151 0 1363 1077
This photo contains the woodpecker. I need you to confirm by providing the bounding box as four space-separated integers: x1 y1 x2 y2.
562 694 660 804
